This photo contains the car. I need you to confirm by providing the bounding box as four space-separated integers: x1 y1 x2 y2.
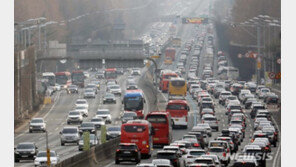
200 108 215 117
242 93 255 104
67 85 79 94
163 146 183 157
91 117 105 129
152 159 173 167
103 93 116 104
78 133 99 151
219 91 232 105
60 126 80 146
182 135 199 146
14 142 38 162
29 118 46 133
201 114 219 131
84 88 96 98
96 109 112 124
245 98 258 109
67 111 83 124
194 124 212 137
91 80 101 90
79 122 96 135
225 95 238 106
115 143 141 164
208 146 230 165
256 85 266 95
156 150 180 167
131 69 141 76
136 163 156 167
182 149 206 166
258 88 271 99
250 104 266 119
188 131 207 148
85 83 97 94
192 157 216 167
200 155 222 167
121 111 137 124
262 127 278 147
75 105 88 117
108 84 122 95
238 89 251 101
242 145 266 166
127 84 138 90
34 150 59 166
75 99 89 108
233 155 259 167
106 125 121 140
217 136 236 153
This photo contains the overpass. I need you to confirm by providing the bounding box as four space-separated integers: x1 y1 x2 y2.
37 40 149 72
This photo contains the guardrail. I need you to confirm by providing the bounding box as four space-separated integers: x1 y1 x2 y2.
54 138 120 167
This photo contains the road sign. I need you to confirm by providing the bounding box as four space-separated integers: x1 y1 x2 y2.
257 62 261 69
268 72 276 79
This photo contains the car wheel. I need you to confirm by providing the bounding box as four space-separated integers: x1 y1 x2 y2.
61 142 64 146
15 158 19 163
29 130 32 133
274 142 277 147
115 160 120 164
67 122 70 125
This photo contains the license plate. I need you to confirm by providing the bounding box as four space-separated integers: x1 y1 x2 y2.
124 151 131 154
154 138 159 141
22 155 28 157
131 139 138 142
175 119 179 121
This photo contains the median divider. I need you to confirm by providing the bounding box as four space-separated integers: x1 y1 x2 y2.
54 138 120 167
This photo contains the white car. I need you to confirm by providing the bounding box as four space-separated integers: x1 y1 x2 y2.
67 111 83 124
108 84 122 95
238 89 251 101
258 88 271 99
182 149 206 167
96 109 112 124
84 88 96 98
29 118 46 133
90 117 105 129
194 124 212 137
152 159 173 167
34 151 59 166
182 135 198 144
75 106 88 117
208 146 230 165
75 99 89 109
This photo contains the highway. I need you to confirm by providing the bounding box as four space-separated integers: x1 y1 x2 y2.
14 0 281 167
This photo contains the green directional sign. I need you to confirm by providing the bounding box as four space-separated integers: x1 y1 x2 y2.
83 131 90 151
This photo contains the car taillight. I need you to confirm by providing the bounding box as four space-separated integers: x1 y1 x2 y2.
223 152 226 157
186 117 188 122
207 152 210 155
135 149 138 152
194 143 199 147
265 147 269 150
227 148 230 152
116 149 120 152
274 132 278 135
251 139 254 143
230 142 233 144
146 145 149 148
173 159 177 162
216 120 218 124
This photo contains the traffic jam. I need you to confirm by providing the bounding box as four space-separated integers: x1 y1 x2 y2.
14 3 280 167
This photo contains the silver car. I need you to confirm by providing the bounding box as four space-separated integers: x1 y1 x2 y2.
29 118 46 133
201 114 219 131
60 127 80 146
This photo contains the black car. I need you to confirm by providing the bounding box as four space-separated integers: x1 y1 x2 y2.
15 142 38 162
156 150 180 167
250 104 266 119
79 122 96 135
115 143 141 164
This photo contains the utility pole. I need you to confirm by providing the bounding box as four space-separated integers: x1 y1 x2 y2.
256 25 261 85
46 130 51 166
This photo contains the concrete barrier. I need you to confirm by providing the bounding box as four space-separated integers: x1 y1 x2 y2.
54 138 120 167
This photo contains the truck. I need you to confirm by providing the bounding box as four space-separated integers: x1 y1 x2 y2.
165 48 176 61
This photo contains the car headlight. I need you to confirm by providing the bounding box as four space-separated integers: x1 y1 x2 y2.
61 135 66 139
31 151 35 154
30 126 33 129
15 151 19 154
34 160 40 165
51 160 58 164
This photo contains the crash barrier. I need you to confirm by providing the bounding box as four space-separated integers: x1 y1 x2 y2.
54 138 120 167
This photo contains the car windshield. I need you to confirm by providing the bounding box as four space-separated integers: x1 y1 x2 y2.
69 112 80 115
37 152 56 157
167 104 187 110
157 153 176 159
194 159 213 164
190 151 206 156
204 117 216 121
85 89 93 93
17 144 34 149
108 127 121 131
69 85 77 88
81 123 94 127
105 94 114 98
31 119 43 123
123 112 137 118
119 145 137 150
76 100 86 104
91 118 103 122
76 106 86 110
62 128 77 134
110 85 120 89
228 96 237 100
97 111 110 115
209 147 224 152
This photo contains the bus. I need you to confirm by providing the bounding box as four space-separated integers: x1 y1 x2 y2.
145 111 172 145
123 89 145 119
165 48 176 61
105 68 117 80
42 72 55 86
71 70 85 88
168 77 187 97
55 71 71 89
120 120 153 156
166 100 190 129
159 71 178 93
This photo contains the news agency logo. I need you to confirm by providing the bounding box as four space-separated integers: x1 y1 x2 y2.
229 152 274 161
